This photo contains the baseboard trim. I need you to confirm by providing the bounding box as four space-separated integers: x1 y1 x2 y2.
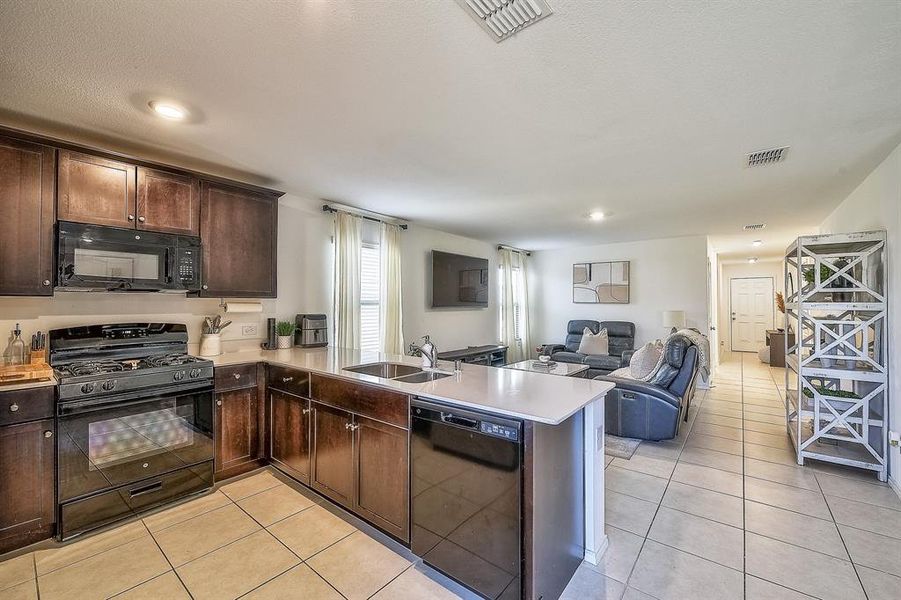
889 475 901 500
583 534 609 565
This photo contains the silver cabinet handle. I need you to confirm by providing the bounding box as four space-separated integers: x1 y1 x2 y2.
202 285 209 290
282 376 293 383
233 373 241 379
44 430 53 438
138 216 146 223
128 214 135 221
302 407 311 415
345 422 352 429
42 279 51 286
9 403 19 413
216 400 222 406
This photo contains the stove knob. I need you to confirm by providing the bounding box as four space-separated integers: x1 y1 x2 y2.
81 382 95 394
189 368 202 378
101 380 116 392
173 370 186 381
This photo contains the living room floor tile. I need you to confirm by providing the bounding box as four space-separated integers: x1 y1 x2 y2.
745 575 816 599
671 462 743 497
678 446 743 474
610 454 676 479
855 565 901 600
743 457 819 491
659 481 743 527
605 490 659 536
826 495 901 539
684 433 743 455
838 525 901 576
815 472 901 510
605 466 668 503
647 506 743 570
629 540 743 600
744 500 848 559
585 526 644 583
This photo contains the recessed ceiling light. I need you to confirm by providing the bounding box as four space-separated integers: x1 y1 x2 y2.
149 101 188 120
588 211 605 221
748 257 759 264
752 240 763 247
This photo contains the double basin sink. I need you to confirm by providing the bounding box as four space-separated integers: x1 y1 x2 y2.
343 362 453 383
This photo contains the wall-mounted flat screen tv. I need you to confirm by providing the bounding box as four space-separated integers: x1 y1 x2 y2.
431 250 489 308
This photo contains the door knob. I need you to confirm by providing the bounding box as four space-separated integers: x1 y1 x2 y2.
216 400 222 406
44 430 53 438
42 279 51 286
128 214 135 221
202 285 209 290
138 216 146 223
233 373 241 379
9 403 19 412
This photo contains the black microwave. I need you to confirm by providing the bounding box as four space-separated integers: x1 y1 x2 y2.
57 221 202 292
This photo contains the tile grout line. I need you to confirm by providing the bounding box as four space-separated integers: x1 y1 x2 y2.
142 517 195 600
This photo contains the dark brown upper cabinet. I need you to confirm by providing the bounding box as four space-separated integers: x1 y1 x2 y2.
199 181 278 298
0 135 55 295
136 167 200 236
58 150 136 228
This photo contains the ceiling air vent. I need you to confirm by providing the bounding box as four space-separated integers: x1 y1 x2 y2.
743 223 767 231
455 0 553 42
746 146 789 167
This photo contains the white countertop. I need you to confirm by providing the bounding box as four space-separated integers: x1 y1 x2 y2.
208 346 613 425
0 375 57 392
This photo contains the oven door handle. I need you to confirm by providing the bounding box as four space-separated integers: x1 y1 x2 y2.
57 381 213 415
129 480 164 499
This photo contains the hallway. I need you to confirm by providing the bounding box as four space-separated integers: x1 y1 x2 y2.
566 352 900 600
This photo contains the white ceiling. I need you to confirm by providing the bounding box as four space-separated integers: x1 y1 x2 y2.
1 1 899 251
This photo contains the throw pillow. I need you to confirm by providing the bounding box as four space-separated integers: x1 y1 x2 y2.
630 340 664 379
577 327 608 355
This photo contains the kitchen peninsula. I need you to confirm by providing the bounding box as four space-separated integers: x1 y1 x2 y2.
210 345 613 600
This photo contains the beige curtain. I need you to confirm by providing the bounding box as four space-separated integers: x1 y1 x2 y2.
333 212 362 349
498 248 531 362
379 223 404 355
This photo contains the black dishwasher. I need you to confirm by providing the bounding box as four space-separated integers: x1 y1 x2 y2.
411 398 522 600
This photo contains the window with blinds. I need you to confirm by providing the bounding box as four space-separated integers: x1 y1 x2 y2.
360 243 381 351
512 266 523 341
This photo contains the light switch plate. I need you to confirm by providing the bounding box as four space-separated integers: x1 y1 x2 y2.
241 324 258 337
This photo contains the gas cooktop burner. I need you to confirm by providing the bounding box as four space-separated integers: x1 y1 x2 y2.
59 361 127 377
141 353 203 368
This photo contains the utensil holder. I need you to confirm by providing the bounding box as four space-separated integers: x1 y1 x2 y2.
199 334 222 357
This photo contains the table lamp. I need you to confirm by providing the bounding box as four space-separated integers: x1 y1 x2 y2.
662 310 685 334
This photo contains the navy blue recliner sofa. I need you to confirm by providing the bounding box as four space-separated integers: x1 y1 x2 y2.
594 333 700 441
540 320 635 378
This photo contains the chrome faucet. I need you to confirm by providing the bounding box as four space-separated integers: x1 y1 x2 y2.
409 335 438 369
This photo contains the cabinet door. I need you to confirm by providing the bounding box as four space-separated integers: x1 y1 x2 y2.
215 388 259 476
311 402 355 508
0 419 55 553
199 181 277 297
58 150 136 228
270 390 311 484
0 136 55 295
136 167 200 235
354 415 409 541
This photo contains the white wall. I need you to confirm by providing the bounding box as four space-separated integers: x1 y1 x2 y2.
0 194 333 353
819 141 901 488
400 225 499 351
529 236 709 350
717 259 784 353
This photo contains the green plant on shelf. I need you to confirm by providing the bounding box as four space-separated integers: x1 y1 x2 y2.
802 386 860 400
275 321 296 336
803 263 836 285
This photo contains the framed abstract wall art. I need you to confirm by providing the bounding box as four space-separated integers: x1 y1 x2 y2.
573 261 630 303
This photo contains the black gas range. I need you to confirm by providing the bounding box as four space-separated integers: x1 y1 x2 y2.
49 323 215 540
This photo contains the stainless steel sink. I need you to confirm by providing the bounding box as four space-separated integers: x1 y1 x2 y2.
392 370 453 384
343 362 422 379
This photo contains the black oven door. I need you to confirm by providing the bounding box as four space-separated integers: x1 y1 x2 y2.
57 386 214 504
57 221 198 291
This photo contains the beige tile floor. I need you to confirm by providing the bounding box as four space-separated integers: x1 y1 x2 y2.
562 351 901 600
3 352 900 600
0 469 468 600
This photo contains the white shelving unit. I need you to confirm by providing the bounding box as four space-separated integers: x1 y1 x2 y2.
784 231 888 481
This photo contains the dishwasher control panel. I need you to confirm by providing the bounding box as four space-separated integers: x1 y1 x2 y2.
480 421 519 441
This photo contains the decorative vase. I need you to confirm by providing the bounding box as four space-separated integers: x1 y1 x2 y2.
276 335 293 349
199 333 221 357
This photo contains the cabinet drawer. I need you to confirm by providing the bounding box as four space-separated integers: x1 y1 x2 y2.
214 363 258 391
310 374 409 429
0 386 54 427
268 365 310 397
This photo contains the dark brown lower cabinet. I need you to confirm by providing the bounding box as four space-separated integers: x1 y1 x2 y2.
215 387 261 478
0 418 55 553
354 415 409 541
310 402 355 507
270 390 311 485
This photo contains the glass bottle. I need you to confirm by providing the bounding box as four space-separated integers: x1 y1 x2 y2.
4 323 27 365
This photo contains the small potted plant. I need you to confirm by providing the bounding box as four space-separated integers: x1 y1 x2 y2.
275 321 295 349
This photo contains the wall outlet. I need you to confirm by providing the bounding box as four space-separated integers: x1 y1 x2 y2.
241 324 259 337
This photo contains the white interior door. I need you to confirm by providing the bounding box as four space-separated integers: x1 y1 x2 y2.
730 277 774 352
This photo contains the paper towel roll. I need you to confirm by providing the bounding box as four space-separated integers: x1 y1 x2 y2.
222 302 263 314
